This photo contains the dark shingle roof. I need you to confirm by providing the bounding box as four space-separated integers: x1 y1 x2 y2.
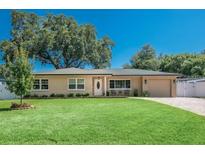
34 68 179 76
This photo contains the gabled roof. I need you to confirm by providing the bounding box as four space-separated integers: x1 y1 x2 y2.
34 68 179 76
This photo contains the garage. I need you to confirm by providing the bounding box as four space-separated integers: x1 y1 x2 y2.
147 79 171 97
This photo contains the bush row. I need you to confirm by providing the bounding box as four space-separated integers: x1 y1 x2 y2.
24 93 90 98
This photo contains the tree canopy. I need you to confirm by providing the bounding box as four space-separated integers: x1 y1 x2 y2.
124 44 205 77
2 49 34 103
159 54 205 77
125 44 159 71
0 10 114 69
0 65 3 75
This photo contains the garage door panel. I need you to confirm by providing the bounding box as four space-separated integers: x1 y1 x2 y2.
148 79 171 97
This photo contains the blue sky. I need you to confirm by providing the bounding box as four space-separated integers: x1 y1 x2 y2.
1 9 205 71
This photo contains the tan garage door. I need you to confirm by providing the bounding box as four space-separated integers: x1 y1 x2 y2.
147 79 171 97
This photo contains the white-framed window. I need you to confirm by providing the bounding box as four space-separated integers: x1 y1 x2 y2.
109 80 131 90
33 79 40 90
33 79 48 90
68 78 85 90
41 79 49 90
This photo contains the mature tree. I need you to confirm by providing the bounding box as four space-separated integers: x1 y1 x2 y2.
3 49 34 103
159 54 190 73
159 54 205 77
0 65 3 75
123 44 205 77
0 11 114 69
122 63 132 69
123 44 159 70
201 49 205 54
0 11 39 63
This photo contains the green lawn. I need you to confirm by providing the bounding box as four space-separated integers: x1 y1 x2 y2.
0 98 205 144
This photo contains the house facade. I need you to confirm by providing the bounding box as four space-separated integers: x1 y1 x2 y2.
31 68 178 97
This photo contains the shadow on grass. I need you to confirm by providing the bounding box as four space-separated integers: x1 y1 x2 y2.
0 108 11 112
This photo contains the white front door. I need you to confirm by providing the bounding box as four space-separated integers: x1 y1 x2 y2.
94 79 103 96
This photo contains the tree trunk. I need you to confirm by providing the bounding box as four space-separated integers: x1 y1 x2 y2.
20 94 23 104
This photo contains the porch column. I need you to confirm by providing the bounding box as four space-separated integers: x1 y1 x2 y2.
104 76 107 96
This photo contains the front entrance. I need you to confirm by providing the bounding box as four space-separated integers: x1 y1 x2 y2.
94 78 103 96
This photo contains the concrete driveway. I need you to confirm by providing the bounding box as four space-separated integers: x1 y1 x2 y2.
135 97 205 116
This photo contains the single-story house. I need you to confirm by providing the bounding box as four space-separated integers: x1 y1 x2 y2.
0 76 18 100
177 78 205 97
31 68 178 97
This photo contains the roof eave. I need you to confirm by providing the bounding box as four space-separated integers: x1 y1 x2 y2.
33 73 179 76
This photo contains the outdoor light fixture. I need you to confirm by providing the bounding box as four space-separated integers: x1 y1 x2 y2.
144 79 147 84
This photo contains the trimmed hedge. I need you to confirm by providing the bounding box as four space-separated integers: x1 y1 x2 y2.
25 93 90 99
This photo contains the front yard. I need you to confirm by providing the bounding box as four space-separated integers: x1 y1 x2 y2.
0 98 205 144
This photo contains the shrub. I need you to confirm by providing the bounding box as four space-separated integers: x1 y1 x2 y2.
23 94 31 98
110 90 117 96
124 90 130 96
30 94 39 98
55 94 65 98
76 93 82 97
41 95 48 98
83 93 89 97
106 91 110 96
50 93 56 97
67 93 74 97
10 102 34 110
133 89 138 97
118 90 123 96
142 91 150 97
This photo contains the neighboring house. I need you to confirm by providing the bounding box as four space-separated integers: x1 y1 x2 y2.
177 78 205 97
0 77 18 100
31 68 178 97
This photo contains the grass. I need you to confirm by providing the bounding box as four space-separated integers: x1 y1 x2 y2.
0 98 205 144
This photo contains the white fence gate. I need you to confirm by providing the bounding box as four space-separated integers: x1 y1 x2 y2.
195 82 205 97
0 81 18 100
177 80 205 97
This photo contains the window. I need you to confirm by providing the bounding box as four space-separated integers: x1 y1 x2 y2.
110 80 114 89
33 79 40 90
68 78 85 90
33 79 48 90
109 80 131 89
97 81 100 89
77 79 84 90
41 79 48 90
69 79 76 89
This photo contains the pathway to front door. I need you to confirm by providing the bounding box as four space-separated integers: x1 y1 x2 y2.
94 78 103 96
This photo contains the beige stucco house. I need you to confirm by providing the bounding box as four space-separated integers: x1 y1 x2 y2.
31 68 178 97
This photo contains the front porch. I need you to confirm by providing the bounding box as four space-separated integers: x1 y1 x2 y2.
92 76 142 97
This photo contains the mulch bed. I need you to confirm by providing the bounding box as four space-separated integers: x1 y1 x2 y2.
10 102 35 110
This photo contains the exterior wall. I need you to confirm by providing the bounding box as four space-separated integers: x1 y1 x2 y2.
31 75 94 96
31 74 177 97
